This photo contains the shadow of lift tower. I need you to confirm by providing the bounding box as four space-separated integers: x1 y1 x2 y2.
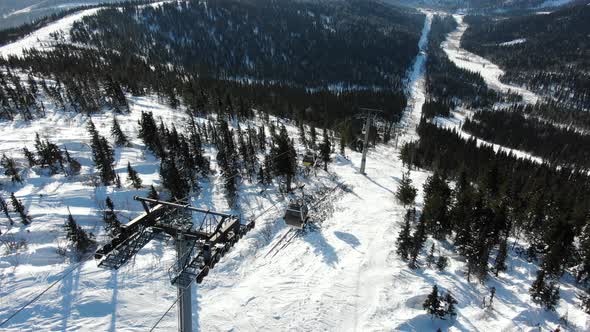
94 196 255 332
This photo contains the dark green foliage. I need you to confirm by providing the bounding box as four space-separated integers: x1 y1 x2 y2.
530 270 560 311
103 197 121 237
10 192 30 225
111 116 129 147
0 195 14 225
423 285 445 319
63 148 81 176
64 210 95 254
160 155 190 200
409 214 427 269
494 237 508 276
88 120 116 185
396 209 414 261
271 125 297 192
422 100 451 119
1 154 22 183
22 147 37 167
396 170 417 207
426 243 436 268
436 255 449 272
34 133 64 174
126 162 143 189
319 129 331 171
422 172 451 239
463 110 590 168
138 112 164 158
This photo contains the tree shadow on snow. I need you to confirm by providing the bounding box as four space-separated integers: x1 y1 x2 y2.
333 231 360 248
303 229 338 267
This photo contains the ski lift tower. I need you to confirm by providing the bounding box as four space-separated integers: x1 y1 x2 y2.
94 196 255 332
358 107 386 175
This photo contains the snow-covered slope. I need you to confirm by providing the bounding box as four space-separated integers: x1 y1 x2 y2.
441 14 540 104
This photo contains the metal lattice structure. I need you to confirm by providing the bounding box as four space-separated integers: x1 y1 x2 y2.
94 196 255 332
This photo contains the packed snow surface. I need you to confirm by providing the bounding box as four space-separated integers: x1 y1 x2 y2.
441 14 540 104
0 8 100 58
498 38 527 46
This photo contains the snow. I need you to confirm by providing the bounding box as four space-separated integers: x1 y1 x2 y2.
537 0 576 8
441 14 540 104
433 109 545 164
401 12 433 145
0 8 101 58
499 38 527 46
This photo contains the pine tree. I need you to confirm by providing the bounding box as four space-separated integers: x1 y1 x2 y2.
443 292 458 318
422 172 452 239
23 147 37 167
0 195 14 225
147 185 159 200
64 147 81 176
319 129 331 171
10 192 30 225
138 111 164 158
103 197 121 237
494 237 508 276
160 156 189 199
423 285 444 319
530 270 560 311
396 209 413 260
396 170 417 207
64 210 94 254
88 121 116 185
271 125 297 191
409 214 427 269
111 116 129 147
298 122 307 149
126 162 143 189
436 255 449 271
427 243 436 268
1 154 22 183
310 126 317 149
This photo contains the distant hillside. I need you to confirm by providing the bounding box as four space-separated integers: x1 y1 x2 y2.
0 0 119 30
462 2 590 109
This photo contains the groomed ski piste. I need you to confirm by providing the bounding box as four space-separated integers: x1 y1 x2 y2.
1 6 589 332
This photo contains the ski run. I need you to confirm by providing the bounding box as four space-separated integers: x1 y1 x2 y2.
0 5 589 332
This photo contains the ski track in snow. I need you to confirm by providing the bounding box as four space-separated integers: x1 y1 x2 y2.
400 12 432 145
442 14 540 104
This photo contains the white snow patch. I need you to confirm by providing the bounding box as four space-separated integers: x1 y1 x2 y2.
498 38 527 46
441 14 540 104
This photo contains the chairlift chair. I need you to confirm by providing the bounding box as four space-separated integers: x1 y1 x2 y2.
302 151 315 167
283 200 309 229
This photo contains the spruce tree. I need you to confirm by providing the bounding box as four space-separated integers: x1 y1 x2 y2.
422 172 451 239
103 197 121 237
64 147 81 176
138 111 164 158
443 292 458 318
427 243 436 268
126 162 143 189
271 125 297 191
64 210 94 254
423 285 444 319
396 209 413 260
147 185 159 200
409 214 427 269
494 237 508 276
320 129 331 171
23 147 37 167
436 255 449 271
0 195 14 225
1 154 22 183
88 120 116 185
396 170 417 207
530 270 560 311
111 116 129 147
10 192 31 225
160 156 189 199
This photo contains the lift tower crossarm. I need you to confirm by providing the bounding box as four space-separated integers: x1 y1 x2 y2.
133 196 232 218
